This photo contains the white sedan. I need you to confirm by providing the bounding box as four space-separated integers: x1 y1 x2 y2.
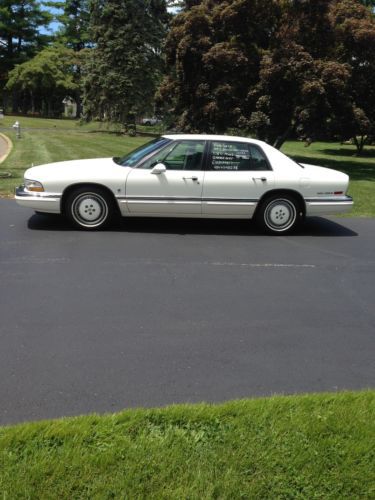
15 134 353 234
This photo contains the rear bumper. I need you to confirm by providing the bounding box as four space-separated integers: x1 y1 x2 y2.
15 185 62 213
305 196 353 215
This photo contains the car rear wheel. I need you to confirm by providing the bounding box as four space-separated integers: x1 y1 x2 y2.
256 194 302 235
66 187 114 230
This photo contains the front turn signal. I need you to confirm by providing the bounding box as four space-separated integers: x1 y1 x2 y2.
25 179 44 192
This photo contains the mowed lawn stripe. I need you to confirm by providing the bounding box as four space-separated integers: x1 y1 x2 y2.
0 128 146 195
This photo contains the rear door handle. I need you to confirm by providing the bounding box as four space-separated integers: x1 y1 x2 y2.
252 177 267 182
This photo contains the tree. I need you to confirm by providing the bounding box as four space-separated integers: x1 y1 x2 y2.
55 0 91 51
330 0 375 153
82 0 169 125
5 45 81 116
157 0 279 133
54 0 91 117
159 0 375 151
0 0 52 107
249 0 353 148
252 0 375 152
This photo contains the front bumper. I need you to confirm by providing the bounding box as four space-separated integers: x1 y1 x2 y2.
305 196 353 215
15 185 62 213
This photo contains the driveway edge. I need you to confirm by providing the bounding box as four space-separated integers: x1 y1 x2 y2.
0 133 13 164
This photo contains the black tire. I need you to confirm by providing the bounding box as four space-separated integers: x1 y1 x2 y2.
65 186 115 230
256 194 303 235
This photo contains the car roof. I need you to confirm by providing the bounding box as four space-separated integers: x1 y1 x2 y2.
162 134 268 147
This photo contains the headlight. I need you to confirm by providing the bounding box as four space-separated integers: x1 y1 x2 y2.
25 179 44 192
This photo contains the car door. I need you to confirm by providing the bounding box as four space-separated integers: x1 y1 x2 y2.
202 140 274 217
125 140 206 215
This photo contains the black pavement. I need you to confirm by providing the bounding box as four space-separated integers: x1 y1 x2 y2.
0 199 374 425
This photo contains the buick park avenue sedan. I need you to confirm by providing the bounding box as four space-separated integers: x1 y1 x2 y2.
15 134 353 234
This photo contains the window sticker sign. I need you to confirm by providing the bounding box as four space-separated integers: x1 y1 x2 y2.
211 142 250 171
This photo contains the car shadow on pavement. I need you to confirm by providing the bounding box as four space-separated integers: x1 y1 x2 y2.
27 213 358 237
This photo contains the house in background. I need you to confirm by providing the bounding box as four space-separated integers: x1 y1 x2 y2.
62 97 77 118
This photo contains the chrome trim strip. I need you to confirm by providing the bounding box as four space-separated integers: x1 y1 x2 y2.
305 196 353 203
203 198 258 203
127 200 201 205
116 195 259 203
121 196 201 202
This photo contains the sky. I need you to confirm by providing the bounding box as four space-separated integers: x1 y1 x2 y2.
40 0 179 35
40 0 62 35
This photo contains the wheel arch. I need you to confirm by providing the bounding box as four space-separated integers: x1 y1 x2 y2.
255 189 306 217
61 183 120 215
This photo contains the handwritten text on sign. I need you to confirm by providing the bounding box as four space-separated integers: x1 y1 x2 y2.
211 142 250 170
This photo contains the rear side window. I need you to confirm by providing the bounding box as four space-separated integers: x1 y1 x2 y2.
208 141 271 171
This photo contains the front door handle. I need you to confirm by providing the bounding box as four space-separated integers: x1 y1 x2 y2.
252 177 267 182
183 176 199 183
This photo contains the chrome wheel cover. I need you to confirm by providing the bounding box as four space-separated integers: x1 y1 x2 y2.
71 192 108 228
264 198 297 232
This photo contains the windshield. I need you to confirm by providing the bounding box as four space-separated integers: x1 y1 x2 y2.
113 137 172 167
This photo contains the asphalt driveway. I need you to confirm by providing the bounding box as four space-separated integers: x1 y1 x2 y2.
0 199 374 425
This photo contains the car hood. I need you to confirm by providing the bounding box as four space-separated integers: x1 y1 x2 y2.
24 158 118 181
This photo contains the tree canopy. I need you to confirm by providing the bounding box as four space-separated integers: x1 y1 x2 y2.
0 0 52 65
55 0 91 51
0 0 52 104
1 0 374 150
82 0 169 125
5 44 81 116
159 0 375 150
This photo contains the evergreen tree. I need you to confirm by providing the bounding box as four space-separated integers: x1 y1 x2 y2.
56 0 91 51
360 0 375 8
83 0 168 125
0 0 52 104
54 0 91 117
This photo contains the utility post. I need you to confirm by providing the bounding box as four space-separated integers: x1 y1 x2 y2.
12 121 21 139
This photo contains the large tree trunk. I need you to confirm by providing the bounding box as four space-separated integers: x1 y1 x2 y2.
47 98 52 117
7 34 13 58
11 91 18 113
273 126 292 150
353 135 366 156
30 90 35 114
74 91 82 118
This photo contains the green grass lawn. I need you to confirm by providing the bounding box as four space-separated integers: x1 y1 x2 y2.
0 391 373 498
0 117 147 196
1 116 374 216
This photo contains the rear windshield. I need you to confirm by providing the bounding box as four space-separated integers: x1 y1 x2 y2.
113 137 172 167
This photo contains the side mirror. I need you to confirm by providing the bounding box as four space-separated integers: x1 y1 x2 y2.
151 163 167 175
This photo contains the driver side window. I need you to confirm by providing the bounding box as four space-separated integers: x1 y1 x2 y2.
140 140 205 170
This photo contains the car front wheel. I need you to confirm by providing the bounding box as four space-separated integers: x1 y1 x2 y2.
256 195 302 235
66 187 114 230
